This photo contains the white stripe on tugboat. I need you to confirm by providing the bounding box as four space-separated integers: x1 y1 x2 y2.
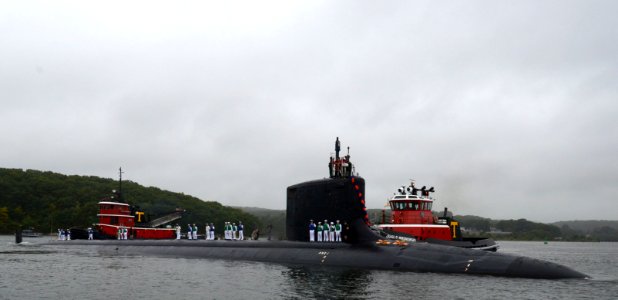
96 214 135 218
378 224 450 228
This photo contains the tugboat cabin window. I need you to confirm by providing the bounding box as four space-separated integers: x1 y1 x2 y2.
391 201 430 211
390 201 433 211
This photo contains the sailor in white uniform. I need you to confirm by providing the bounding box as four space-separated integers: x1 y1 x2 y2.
192 224 198 240
317 222 323 242
210 223 215 240
205 223 211 240
309 220 316 242
87 227 94 240
238 221 244 241
323 220 329 242
187 224 193 240
66 229 71 241
335 220 342 242
232 223 238 240
329 222 335 241
175 224 181 239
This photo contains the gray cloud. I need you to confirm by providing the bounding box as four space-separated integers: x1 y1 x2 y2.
1 1 617 222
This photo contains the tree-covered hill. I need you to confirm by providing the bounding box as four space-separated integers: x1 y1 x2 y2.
236 207 286 240
553 220 618 242
0 168 259 235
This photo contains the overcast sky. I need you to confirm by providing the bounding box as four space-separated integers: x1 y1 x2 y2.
1 1 616 222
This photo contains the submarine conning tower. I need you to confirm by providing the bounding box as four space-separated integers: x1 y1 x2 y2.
286 137 377 243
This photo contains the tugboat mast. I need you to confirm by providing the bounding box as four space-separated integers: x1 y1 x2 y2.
118 167 124 203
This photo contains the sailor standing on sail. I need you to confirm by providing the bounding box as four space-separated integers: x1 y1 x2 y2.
192 224 198 240
238 221 244 241
187 224 193 240
309 220 316 242
175 224 181 239
335 220 342 242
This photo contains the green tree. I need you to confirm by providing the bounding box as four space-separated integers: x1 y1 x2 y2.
0 206 11 231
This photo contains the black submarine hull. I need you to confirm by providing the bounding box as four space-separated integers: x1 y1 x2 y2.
45 239 586 279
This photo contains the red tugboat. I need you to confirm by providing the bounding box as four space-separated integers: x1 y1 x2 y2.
90 168 183 239
95 199 182 239
377 180 498 251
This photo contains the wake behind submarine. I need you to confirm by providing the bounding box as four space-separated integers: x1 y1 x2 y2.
45 138 587 279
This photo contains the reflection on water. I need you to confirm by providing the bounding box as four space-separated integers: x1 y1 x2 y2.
284 266 371 299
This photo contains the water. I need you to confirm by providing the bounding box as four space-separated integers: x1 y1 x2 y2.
1 236 617 299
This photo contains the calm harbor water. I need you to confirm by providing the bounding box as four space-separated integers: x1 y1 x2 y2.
1 235 617 299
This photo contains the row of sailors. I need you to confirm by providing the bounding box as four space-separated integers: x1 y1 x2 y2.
174 221 244 240
117 227 129 240
57 228 71 241
308 220 342 242
57 228 94 240
223 221 244 240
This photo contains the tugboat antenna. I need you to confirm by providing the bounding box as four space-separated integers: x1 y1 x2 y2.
118 167 124 203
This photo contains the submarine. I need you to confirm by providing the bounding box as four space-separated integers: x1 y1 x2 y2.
43 138 587 279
